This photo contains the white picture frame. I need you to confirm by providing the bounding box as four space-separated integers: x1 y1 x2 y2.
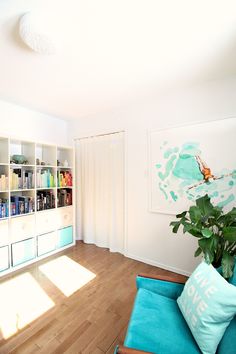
149 118 236 214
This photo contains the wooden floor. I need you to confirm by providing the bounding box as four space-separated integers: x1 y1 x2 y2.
0 242 186 354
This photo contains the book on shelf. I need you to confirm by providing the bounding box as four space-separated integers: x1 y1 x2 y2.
57 189 72 207
0 198 8 218
37 190 55 211
10 195 34 216
11 202 16 216
22 170 34 189
19 196 29 214
11 195 19 215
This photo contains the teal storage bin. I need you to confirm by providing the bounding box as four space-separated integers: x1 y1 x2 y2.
0 245 9 272
12 238 35 267
58 226 73 248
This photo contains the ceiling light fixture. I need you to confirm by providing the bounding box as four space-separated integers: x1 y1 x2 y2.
19 12 56 55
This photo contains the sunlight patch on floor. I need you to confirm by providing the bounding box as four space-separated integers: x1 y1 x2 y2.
0 272 54 339
39 255 96 297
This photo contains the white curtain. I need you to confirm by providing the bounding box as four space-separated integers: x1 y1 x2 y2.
77 132 124 253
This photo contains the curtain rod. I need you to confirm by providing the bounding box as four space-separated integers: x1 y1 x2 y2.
74 130 124 141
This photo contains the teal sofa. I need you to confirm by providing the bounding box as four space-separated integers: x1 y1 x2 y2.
115 272 236 354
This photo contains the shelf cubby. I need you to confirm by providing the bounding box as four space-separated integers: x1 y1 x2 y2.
37 231 57 257
57 188 73 208
57 147 73 168
11 238 35 267
0 192 9 219
0 219 9 247
36 167 56 188
0 165 9 191
10 190 35 216
10 139 35 165
57 169 73 187
58 226 73 248
10 165 35 190
36 189 56 211
36 143 57 167
0 245 9 272
0 138 9 164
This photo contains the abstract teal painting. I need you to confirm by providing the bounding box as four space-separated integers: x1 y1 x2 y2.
150 118 236 214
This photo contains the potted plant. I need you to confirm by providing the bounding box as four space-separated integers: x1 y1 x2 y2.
170 194 236 279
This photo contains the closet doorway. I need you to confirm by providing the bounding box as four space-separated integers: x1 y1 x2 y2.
75 131 125 253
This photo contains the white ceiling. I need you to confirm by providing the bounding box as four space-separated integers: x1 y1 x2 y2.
1 0 236 121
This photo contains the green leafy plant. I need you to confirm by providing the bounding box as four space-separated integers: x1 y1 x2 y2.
170 194 236 279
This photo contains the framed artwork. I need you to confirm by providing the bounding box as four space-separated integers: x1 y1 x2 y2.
149 118 236 214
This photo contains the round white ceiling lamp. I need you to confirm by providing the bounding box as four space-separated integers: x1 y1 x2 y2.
19 12 56 55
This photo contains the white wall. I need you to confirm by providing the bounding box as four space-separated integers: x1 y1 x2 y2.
0 99 69 145
69 77 236 275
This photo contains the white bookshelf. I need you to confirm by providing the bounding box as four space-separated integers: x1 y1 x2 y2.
0 137 75 276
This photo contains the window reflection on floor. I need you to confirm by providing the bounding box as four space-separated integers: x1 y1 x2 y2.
0 273 55 339
39 255 96 297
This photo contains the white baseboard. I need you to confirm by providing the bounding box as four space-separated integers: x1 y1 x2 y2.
74 240 191 276
124 252 192 277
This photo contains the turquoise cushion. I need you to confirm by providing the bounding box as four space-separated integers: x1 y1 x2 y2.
217 316 236 354
124 288 201 354
217 261 236 354
177 262 236 354
136 276 184 300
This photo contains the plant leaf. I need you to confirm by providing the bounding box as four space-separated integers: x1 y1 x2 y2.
187 228 203 238
211 234 220 249
170 194 236 271
199 238 214 264
196 194 214 216
223 227 236 242
225 207 236 219
222 251 234 279
183 223 192 233
180 223 202 237
176 211 187 218
170 221 181 233
189 206 202 223
210 205 223 219
201 228 213 238
194 247 202 257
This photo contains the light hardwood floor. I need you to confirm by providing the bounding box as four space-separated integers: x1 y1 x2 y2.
0 242 186 354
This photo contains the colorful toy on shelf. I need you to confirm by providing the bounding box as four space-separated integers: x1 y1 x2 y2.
58 170 72 187
11 155 28 164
